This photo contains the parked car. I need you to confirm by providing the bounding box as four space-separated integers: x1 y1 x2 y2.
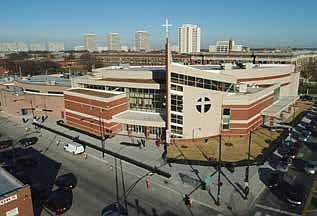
298 122 316 132
304 161 317 175
294 126 311 137
18 137 37 147
267 171 283 189
285 184 305 206
102 202 128 216
44 190 72 215
278 140 294 156
55 173 77 191
276 160 289 172
300 95 313 101
63 142 85 155
291 130 309 142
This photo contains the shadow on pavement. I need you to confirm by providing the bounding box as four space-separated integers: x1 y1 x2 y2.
267 154 281 169
120 141 141 147
0 147 62 216
258 167 275 186
292 158 306 173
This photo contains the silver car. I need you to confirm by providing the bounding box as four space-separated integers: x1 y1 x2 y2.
304 161 317 175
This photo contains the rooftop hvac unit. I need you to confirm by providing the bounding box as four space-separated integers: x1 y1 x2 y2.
239 83 248 93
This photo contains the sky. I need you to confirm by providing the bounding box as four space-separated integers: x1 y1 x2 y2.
0 0 317 49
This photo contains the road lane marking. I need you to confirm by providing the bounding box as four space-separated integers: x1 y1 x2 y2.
86 152 223 212
255 204 301 216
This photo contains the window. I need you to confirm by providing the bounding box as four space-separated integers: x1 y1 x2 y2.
222 108 231 130
196 97 211 113
47 91 63 94
171 114 183 125
171 95 183 113
171 125 183 136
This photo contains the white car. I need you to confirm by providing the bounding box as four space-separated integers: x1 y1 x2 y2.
63 142 85 155
304 161 317 175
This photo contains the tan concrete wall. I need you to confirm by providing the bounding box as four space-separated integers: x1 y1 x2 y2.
182 86 223 139
0 90 64 118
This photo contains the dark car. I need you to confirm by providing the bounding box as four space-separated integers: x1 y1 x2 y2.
18 137 37 147
277 140 293 155
55 173 77 191
102 202 128 216
267 171 283 189
300 95 313 101
44 190 72 215
285 184 305 206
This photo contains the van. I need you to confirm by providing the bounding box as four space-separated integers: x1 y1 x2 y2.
63 142 85 155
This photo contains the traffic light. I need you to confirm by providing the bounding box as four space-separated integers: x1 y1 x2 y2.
201 182 207 190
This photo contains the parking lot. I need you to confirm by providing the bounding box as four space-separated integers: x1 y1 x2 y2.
253 100 317 215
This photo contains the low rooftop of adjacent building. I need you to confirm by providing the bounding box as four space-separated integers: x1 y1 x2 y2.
18 75 71 86
66 88 123 98
0 167 23 196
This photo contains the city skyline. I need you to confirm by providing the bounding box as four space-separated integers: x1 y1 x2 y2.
0 0 317 50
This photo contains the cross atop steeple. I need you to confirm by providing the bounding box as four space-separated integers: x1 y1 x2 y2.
162 18 172 39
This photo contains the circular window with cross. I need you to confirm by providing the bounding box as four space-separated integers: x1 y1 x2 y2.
196 97 211 113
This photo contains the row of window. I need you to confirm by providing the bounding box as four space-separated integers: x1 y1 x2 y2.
171 72 235 92
171 94 183 113
171 113 183 125
171 125 183 137
222 108 231 130
82 84 165 113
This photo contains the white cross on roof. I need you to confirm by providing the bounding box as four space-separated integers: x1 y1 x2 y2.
162 18 172 39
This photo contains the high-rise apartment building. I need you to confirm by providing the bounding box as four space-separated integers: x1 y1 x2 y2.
16 42 29 52
48 42 64 52
30 43 46 51
84 34 97 52
178 24 201 53
135 31 150 52
108 33 121 51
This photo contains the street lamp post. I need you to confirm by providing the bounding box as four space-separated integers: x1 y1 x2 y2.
244 130 252 199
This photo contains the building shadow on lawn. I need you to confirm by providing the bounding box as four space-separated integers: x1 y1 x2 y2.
0 147 62 216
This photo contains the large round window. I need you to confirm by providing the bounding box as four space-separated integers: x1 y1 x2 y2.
196 97 211 113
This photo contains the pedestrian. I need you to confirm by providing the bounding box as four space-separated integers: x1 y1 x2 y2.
83 153 87 160
56 139 60 146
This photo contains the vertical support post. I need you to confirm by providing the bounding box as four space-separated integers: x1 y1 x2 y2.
216 134 222 205
244 130 251 199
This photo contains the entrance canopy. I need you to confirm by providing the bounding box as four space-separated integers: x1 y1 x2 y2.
113 110 165 128
262 96 298 117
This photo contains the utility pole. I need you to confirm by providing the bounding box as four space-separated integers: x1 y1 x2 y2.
216 134 222 206
244 130 252 198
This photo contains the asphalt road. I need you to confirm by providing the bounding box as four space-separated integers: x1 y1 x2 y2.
0 115 223 216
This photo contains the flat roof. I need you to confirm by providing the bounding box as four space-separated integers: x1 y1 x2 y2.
67 88 119 98
94 66 165 73
0 167 23 196
114 110 165 127
98 78 165 84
